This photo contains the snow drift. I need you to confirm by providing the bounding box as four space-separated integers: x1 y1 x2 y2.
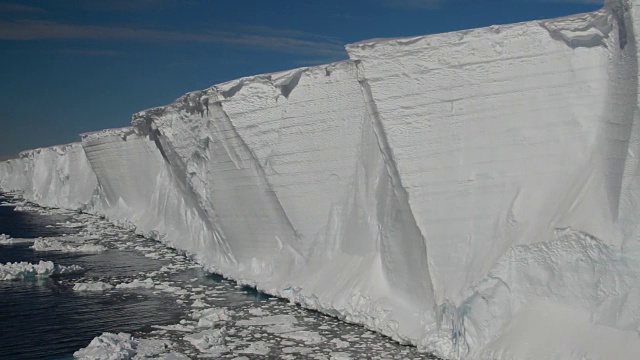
2 1 640 358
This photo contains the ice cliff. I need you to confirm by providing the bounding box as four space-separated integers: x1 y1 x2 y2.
2 1 640 358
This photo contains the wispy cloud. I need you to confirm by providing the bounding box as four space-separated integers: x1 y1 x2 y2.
0 3 47 14
0 20 346 57
381 0 443 9
68 0 191 12
57 49 120 57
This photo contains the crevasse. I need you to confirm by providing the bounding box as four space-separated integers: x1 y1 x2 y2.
3 1 640 359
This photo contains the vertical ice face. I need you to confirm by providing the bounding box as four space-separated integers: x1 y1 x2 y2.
347 1 640 357
2 1 640 359
132 63 435 338
80 127 234 267
0 158 27 192
616 0 640 245
3 143 98 209
213 62 434 338
346 1 629 306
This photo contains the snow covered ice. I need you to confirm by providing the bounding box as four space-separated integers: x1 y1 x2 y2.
4 0 640 358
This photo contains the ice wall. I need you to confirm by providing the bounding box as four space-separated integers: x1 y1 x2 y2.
0 143 97 209
80 127 234 267
131 62 434 340
2 1 640 359
346 1 640 356
0 157 26 192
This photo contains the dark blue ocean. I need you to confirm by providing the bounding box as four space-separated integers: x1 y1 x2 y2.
0 193 185 359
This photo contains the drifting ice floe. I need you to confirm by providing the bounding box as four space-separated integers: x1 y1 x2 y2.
115 278 155 289
73 281 114 292
0 260 84 281
73 333 182 360
182 328 228 356
0 234 34 245
31 237 106 253
0 237 35 245
73 332 137 360
0 233 33 245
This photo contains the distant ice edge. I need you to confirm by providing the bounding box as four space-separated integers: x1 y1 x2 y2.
2 1 640 359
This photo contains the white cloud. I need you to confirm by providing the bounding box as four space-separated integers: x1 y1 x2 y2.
0 20 346 57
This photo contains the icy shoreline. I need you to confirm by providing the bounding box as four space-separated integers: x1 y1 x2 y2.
11 198 433 352
1 194 437 359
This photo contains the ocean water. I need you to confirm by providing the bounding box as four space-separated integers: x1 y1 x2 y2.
0 194 184 359
0 192 438 359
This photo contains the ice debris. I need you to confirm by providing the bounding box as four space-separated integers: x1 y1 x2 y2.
73 332 137 360
73 332 179 360
0 260 84 281
31 237 106 253
183 328 228 355
115 278 155 289
73 281 114 292
192 307 234 328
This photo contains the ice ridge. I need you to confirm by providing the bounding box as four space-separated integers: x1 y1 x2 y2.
3 1 640 359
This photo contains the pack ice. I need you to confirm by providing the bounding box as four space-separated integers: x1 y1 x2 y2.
2 1 640 358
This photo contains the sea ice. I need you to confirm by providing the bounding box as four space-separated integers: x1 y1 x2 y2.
279 330 325 345
192 307 234 328
329 352 352 360
73 332 137 360
0 261 84 281
237 341 270 355
247 308 268 316
31 237 106 253
115 279 155 289
73 281 114 292
0 234 34 245
235 315 298 327
183 328 228 355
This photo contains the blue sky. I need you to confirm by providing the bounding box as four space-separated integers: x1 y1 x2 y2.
0 0 603 157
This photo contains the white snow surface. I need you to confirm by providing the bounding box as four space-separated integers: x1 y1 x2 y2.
3 1 640 358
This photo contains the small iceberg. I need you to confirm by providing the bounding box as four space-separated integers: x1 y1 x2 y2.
0 260 84 281
73 332 137 360
73 281 114 292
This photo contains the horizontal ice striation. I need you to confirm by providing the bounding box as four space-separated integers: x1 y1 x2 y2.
132 62 434 340
0 158 25 192
80 126 234 267
0 143 97 209
2 1 640 359
346 0 640 357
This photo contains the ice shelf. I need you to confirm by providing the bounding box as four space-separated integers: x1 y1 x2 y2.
3 1 640 358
